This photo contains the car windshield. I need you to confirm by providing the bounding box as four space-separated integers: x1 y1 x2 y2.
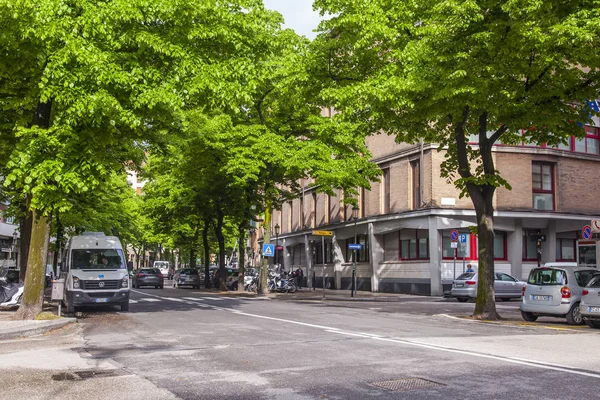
154 262 168 268
71 249 126 270
140 269 159 275
528 268 567 285
574 270 597 287
456 272 476 280
180 269 199 275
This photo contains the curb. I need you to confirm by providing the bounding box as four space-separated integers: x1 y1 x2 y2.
0 318 76 340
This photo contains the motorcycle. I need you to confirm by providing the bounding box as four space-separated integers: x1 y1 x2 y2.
0 279 24 307
245 276 258 292
267 272 297 293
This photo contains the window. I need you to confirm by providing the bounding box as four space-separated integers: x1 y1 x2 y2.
314 241 334 264
289 201 294 231
346 234 369 262
522 231 539 261
556 238 576 261
442 230 506 260
532 162 554 210
493 232 507 260
399 230 429 260
411 160 421 210
382 168 390 214
442 231 471 259
528 268 567 285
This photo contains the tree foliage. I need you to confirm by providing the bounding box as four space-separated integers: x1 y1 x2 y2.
313 0 600 318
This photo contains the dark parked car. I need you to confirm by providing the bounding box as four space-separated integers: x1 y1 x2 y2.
132 268 164 289
174 268 201 289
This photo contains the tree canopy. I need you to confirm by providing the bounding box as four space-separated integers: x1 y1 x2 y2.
313 0 600 318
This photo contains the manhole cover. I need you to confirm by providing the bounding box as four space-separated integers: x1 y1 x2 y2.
370 377 445 392
52 369 129 381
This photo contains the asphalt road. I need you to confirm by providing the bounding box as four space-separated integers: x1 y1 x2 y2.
2 285 600 399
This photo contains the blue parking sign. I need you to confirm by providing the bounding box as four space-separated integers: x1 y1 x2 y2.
459 234 468 243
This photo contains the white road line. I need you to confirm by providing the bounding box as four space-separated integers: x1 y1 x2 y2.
182 297 205 302
369 336 600 379
138 298 161 302
162 297 186 303
129 300 138 304
200 297 224 301
326 330 372 338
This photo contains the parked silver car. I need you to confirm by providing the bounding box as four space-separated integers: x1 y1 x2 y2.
520 263 597 325
581 272 600 329
451 272 526 302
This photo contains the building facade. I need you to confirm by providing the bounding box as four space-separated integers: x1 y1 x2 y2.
266 117 600 296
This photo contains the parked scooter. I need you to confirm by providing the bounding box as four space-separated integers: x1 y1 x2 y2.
0 280 24 307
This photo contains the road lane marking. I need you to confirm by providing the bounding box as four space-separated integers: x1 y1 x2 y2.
129 300 138 304
183 297 205 302
200 297 224 301
326 330 372 338
138 298 161 302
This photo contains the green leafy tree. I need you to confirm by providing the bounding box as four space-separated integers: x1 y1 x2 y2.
0 0 286 318
313 0 600 319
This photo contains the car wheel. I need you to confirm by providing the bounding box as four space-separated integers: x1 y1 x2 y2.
159 285 164 289
121 303 129 312
155 285 159 289
456 298 469 303
521 311 538 322
566 302 584 325
584 319 600 329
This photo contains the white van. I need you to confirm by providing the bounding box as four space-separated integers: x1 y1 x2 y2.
61 232 130 313
153 261 171 278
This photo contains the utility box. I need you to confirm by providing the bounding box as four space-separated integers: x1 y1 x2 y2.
51 279 65 301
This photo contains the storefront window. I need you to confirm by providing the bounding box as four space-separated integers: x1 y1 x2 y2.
399 229 429 260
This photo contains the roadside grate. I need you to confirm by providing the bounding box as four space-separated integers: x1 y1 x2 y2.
370 377 445 392
52 369 130 381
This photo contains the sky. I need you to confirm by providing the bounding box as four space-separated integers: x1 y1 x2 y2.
262 0 321 39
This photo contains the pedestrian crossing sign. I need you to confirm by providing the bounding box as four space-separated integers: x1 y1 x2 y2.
262 243 275 257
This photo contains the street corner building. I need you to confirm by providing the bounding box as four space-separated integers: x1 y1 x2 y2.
257 114 600 296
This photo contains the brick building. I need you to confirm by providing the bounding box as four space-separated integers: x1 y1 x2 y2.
265 115 600 296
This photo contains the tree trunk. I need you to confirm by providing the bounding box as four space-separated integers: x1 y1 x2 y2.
471 188 500 320
453 108 501 320
202 222 211 288
19 202 33 282
14 210 51 320
237 224 246 292
214 206 227 291
189 247 196 269
258 204 272 295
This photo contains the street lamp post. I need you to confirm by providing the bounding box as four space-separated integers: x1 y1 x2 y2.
274 224 280 272
351 206 359 298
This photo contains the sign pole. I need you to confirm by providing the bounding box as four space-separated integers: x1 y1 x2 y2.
454 248 457 280
322 235 325 299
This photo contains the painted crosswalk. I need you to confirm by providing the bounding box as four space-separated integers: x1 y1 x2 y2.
138 298 161 302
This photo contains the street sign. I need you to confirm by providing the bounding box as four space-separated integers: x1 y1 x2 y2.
592 220 600 233
312 230 333 237
262 243 275 257
348 243 363 251
450 242 458 249
450 230 459 242
582 225 593 240
459 234 468 243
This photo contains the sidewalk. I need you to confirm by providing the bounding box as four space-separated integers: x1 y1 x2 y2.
0 305 76 341
268 288 444 302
